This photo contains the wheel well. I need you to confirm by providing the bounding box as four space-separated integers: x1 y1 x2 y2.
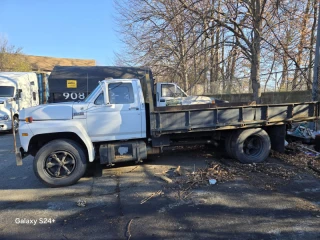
28 132 88 158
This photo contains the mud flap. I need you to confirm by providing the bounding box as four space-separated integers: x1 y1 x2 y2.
266 125 286 153
11 108 22 166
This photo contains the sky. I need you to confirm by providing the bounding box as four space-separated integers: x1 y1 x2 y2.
0 0 123 65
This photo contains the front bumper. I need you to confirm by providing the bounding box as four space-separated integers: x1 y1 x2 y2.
0 120 12 131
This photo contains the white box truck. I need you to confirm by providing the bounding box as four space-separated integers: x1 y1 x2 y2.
0 72 39 132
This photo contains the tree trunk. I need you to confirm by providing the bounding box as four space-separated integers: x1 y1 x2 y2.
221 31 226 94
280 52 288 90
210 34 214 93
179 30 188 92
251 0 262 103
308 0 318 89
193 42 197 95
229 47 238 93
203 35 208 93
292 0 311 90
213 0 221 86
251 53 261 102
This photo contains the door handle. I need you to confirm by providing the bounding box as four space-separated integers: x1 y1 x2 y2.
129 107 139 110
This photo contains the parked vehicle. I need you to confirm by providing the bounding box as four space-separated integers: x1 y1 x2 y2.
15 74 319 187
0 72 40 132
155 82 214 107
47 66 213 105
47 66 153 103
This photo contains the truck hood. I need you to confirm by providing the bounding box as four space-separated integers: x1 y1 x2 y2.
0 97 8 102
19 102 89 121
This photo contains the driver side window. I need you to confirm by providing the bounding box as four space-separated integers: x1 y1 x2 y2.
94 83 135 105
108 83 134 104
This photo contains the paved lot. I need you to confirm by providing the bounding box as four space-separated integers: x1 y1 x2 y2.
0 132 319 240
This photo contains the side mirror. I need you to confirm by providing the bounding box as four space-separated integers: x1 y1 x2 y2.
17 89 22 99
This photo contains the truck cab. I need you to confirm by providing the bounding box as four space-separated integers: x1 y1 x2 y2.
83 79 146 142
0 77 20 131
0 72 39 132
18 79 148 187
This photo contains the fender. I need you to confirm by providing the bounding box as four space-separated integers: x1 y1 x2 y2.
22 120 95 162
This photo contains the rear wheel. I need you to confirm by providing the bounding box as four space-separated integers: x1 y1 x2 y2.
33 139 87 187
230 128 271 164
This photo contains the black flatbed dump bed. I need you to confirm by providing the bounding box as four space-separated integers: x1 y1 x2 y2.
150 102 319 136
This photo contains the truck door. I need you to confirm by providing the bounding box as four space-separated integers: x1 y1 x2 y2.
86 80 145 142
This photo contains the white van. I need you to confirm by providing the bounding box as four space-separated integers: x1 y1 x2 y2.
0 72 39 132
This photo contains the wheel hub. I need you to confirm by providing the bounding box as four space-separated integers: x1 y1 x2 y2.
243 135 263 157
44 151 76 178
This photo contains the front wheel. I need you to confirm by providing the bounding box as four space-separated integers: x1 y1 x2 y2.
33 139 87 187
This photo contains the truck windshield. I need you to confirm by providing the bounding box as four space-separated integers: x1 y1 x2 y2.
84 85 102 103
0 86 14 97
161 84 187 97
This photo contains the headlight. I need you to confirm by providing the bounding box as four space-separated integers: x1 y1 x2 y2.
0 115 9 120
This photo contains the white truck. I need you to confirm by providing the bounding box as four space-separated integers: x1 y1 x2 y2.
15 77 319 187
0 72 39 132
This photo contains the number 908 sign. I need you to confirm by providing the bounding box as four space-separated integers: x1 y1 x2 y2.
63 92 86 100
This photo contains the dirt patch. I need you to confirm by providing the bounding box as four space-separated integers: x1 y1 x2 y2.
159 144 320 194
272 142 320 175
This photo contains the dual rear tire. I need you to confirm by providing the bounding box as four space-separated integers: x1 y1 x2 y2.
225 128 271 164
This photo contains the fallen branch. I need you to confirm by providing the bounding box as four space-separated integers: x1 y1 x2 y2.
140 190 162 204
174 166 181 175
126 219 133 240
125 165 139 173
156 175 173 183
297 145 320 155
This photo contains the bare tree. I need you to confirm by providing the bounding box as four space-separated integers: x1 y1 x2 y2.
0 37 31 72
114 0 317 100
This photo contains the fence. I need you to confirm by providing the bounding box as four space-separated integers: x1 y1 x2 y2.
207 90 312 104
189 67 313 97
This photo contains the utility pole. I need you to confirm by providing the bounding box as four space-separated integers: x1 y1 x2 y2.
312 0 320 101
